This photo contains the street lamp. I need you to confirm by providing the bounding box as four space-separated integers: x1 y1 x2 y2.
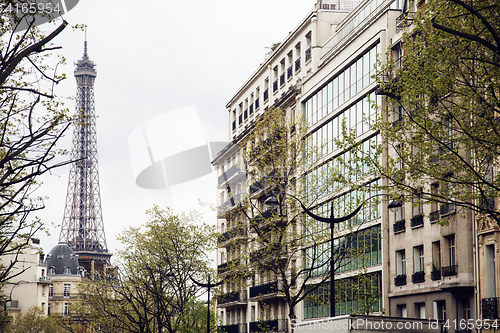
265 192 401 317
189 274 223 333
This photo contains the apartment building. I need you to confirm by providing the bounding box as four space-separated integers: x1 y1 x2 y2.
46 242 83 316
1 238 50 315
383 4 476 326
215 0 480 332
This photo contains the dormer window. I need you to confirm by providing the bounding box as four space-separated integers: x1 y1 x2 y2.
70 254 76 260
48 267 55 275
64 267 71 275
46 254 52 259
57 253 63 259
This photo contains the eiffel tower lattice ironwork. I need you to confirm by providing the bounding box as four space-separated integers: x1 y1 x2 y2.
59 38 111 273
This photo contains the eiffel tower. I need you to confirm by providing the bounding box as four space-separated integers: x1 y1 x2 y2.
59 36 111 273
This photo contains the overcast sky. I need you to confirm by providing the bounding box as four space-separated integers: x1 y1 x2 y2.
32 0 320 256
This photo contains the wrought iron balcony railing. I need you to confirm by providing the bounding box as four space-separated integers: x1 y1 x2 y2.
412 271 425 283
219 323 247 333
429 210 439 222
431 269 441 281
217 290 248 305
441 265 457 277
393 219 406 233
217 259 239 274
218 227 247 244
396 12 416 33
440 203 456 215
410 214 424 227
249 280 283 298
249 243 287 263
482 297 499 319
394 274 406 286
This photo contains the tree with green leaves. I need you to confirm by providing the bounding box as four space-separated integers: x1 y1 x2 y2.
78 206 217 333
0 5 73 329
338 0 500 227
4 306 64 333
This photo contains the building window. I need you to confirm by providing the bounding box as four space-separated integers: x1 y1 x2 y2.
485 244 496 298
64 266 71 275
49 285 53 297
395 250 406 286
431 241 441 280
415 302 425 319
414 245 424 273
397 304 407 318
64 303 70 316
434 300 446 323
412 245 425 283
64 284 71 298
48 303 50 316
442 235 457 276
457 299 470 323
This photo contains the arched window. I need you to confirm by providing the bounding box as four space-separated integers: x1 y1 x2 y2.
48 267 55 275
63 266 71 275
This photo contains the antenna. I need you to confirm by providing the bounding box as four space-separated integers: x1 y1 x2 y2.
83 25 88 58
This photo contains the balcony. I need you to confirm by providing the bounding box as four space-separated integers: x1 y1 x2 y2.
480 197 495 211
220 323 247 333
440 203 455 216
50 293 74 299
38 276 51 283
482 297 499 319
250 319 287 332
392 118 403 129
394 274 406 286
287 66 293 79
412 271 425 284
429 210 439 223
441 265 457 277
218 165 242 186
396 11 416 33
410 214 424 228
218 227 247 245
218 259 239 274
250 243 286 263
295 58 300 72
305 47 311 62
393 219 406 233
249 280 283 298
431 269 441 281
218 194 243 216
217 290 247 305
249 208 279 228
